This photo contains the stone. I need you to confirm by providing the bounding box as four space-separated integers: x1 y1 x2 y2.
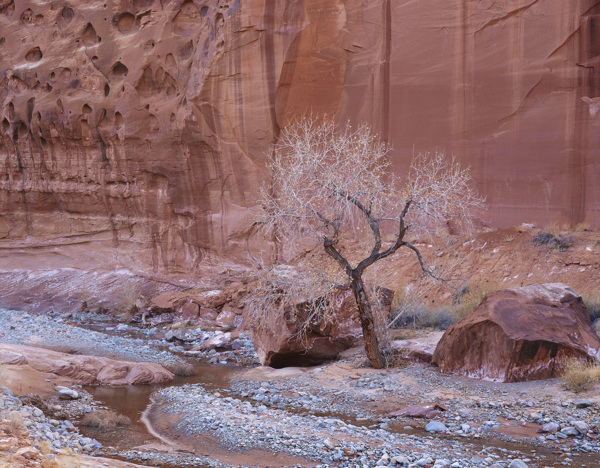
180 302 200 322
573 399 593 408
385 403 448 419
560 427 579 436
538 422 559 433
425 421 447 432
508 460 528 468
215 309 236 328
58 388 79 400
200 308 220 322
253 287 393 367
573 421 589 433
165 328 192 342
432 284 600 382
197 333 234 351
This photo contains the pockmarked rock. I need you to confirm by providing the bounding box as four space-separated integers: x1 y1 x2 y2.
0 1 598 285
432 284 600 382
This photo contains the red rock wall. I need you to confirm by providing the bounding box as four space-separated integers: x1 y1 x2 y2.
1 0 599 274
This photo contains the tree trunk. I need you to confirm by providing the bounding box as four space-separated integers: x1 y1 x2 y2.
351 274 387 368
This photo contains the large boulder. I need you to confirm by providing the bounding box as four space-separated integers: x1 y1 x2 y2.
0 344 174 386
253 288 393 368
432 283 600 382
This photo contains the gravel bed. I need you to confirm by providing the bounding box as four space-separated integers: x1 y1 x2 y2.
151 383 542 468
0 386 102 454
0 308 186 368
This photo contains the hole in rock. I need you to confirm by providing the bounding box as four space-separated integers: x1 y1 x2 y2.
58 6 74 28
115 12 136 33
20 8 33 25
82 23 98 46
17 122 28 138
59 68 72 80
179 40 193 59
82 104 92 114
115 111 123 128
104 83 110 96
111 61 129 78
34 14 43 25
26 98 34 122
25 47 42 62
165 53 176 69
0 38 4 46
1 1 14 16
1 119 9 134
201 5 208 16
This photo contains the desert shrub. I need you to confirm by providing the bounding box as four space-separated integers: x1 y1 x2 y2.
392 303 457 330
583 293 600 323
80 410 130 429
454 283 499 319
561 359 600 393
165 362 196 377
532 231 573 252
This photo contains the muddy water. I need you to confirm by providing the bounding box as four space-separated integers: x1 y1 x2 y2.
82 363 242 450
75 323 600 468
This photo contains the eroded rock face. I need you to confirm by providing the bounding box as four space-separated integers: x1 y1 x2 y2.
1 1 599 278
432 283 600 382
253 288 393 368
0 343 174 385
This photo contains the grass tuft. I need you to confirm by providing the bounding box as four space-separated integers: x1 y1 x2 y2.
561 359 600 393
165 362 196 377
80 410 131 429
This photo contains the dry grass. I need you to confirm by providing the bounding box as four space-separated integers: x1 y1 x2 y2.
165 362 196 377
561 359 600 393
454 282 499 319
80 410 131 429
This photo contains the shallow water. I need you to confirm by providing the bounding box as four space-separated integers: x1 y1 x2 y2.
75 323 600 468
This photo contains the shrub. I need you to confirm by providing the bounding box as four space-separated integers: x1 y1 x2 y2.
532 231 573 252
81 410 131 429
561 359 600 393
165 362 196 377
454 283 499 319
391 303 457 330
583 293 600 323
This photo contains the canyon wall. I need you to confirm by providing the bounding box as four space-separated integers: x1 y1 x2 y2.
1 0 599 276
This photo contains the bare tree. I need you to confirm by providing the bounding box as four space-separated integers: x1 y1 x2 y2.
256 117 484 368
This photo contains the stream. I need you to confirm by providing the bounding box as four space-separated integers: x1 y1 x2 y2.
49 320 600 467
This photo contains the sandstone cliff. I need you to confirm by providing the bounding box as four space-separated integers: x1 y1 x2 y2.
1 0 599 276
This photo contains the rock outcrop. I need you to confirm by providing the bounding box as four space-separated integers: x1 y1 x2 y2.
1 1 600 280
432 283 600 382
0 343 174 385
253 288 393 368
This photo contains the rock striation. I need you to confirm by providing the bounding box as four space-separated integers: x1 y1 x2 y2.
0 343 174 385
1 1 599 278
432 283 600 382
